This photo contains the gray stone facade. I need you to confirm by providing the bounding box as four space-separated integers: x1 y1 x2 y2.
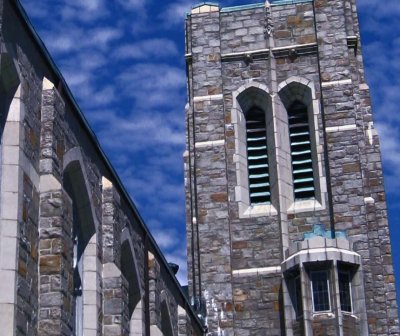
0 0 204 335
184 1 399 335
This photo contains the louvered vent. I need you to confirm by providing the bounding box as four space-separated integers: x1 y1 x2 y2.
246 108 270 204
288 101 315 199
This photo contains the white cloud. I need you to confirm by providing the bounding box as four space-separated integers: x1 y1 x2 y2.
117 0 148 10
113 38 178 60
376 122 400 196
61 0 109 22
161 0 193 27
89 27 123 47
117 63 186 108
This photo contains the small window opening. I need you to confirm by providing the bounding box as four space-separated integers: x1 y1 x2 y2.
288 101 315 200
246 107 270 204
72 232 83 336
311 270 331 312
294 275 303 318
338 270 352 313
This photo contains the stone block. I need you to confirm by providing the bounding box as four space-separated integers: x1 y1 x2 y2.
0 191 20 220
1 164 21 193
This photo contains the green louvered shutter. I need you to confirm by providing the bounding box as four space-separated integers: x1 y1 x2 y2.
288 101 315 199
246 108 270 204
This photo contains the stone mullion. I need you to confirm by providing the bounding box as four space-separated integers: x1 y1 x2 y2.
148 251 159 329
178 306 191 336
103 265 129 336
101 177 121 267
38 79 73 336
101 178 129 335
38 190 73 335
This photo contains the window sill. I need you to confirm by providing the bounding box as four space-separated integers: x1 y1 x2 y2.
238 202 278 218
312 311 335 318
287 198 324 214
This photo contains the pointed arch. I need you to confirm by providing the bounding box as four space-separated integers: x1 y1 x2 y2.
160 290 174 336
120 228 144 335
231 82 277 217
0 51 21 336
277 77 326 212
63 147 100 335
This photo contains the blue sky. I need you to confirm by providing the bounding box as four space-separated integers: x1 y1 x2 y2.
19 0 400 299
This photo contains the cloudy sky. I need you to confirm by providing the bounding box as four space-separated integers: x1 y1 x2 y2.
19 0 400 298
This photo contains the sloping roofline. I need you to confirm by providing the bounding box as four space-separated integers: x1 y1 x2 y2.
9 0 203 331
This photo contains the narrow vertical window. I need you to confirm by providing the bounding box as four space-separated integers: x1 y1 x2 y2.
73 233 83 336
288 101 315 199
246 107 270 204
338 270 352 313
311 271 331 312
294 275 303 318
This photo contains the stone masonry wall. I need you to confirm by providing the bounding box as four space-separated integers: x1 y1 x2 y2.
0 0 205 335
185 1 399 335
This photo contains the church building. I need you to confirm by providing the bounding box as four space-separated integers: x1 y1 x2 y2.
184 0 399 335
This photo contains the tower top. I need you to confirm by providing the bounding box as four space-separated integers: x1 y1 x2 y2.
189 0 314 15
191 2 220 14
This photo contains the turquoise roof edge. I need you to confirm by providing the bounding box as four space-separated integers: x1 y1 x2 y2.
192 1 220 9
221 3 264 12
188 0 312 16
220 0 312 13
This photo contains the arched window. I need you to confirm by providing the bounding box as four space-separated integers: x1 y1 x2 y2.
63 159 97 336
72 226 83 336
287 101 315 200
232 84 276 217
245 107 270 204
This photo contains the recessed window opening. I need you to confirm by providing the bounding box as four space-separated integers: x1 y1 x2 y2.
294 275 303 318
246 107 270 205
311 270 331 312
73 229 83 336
338 270 352 313
288 101 315 200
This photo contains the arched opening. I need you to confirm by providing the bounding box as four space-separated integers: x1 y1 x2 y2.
130 300 144 336
121 234 143 335
63 160 96 336
0 52 21 336
245 106 270 204
0 53 20 138
278 78 323 205
160 298 174 336
287 100 315 199
232 84 277 217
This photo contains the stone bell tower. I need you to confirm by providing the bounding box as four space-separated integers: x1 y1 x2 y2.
184 0 399 335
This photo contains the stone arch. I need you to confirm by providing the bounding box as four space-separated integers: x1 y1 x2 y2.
0 52 21 138
277 76 316 104
63 147 100 335
231 82 277 217
160 290 174 336
0 51 21 335
277 77 326 213
120 228 144 335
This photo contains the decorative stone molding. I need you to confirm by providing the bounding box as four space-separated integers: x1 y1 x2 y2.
264 1 274 37
282 236 360 272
